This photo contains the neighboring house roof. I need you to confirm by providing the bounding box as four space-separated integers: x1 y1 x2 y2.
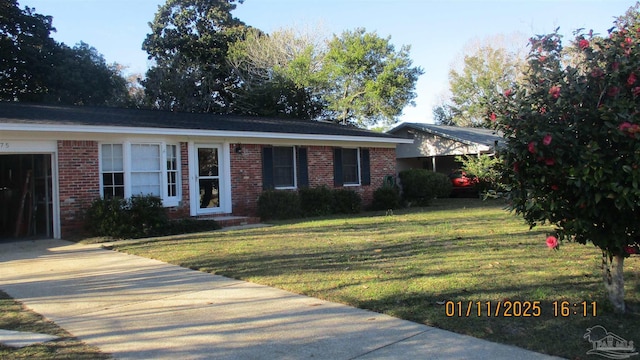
388 122 502 148
0 102 411 144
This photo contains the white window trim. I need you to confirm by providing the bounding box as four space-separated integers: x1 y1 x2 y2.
164 144 181 207
342 147 362 187
274 146 297 190
99 141 181 207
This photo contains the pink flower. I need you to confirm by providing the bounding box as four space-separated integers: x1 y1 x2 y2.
528 141 536 154
612 62 620 71
489 113 497 122
513 162 519 173
608 86 620 97
625 37 633 46
628 73 637 86
504 89 513 97
633 87 640 97
542 134 552 146
550 184 559 191
619 122 632 131
549 86 561 99
625 246 637 254
546 236 559 249
579 39 590 50
545 158 555 166
590 68 604 78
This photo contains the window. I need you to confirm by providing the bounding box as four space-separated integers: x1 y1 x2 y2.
262 146 308 190
131 144 161 196
342 148 359 185
334 148 370 187
166 145 178 197
100 142 180 205
101 144 124 198
273 147 295 188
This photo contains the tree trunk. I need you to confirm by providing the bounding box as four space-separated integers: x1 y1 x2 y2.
602 252 625 314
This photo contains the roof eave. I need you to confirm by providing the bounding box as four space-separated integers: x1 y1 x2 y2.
0 123 413 144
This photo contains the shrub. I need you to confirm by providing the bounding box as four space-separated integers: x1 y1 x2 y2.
85 195 221 239
86 195 168 238
127 195 168 237
85 197 129 237
257 190 301 220
165 218 221 235
399 169 452 206
371 185 402 210
299 185 334 216
332 189 362 214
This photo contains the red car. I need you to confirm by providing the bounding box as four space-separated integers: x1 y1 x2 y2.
448 170 479 188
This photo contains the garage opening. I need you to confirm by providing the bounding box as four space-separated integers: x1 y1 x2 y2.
0 154 53 239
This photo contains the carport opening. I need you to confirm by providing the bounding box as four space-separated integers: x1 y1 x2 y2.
0 154 53 239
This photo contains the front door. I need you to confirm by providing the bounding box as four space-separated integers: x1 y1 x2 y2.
196 145 222 213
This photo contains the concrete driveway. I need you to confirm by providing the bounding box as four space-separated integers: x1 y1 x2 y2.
0 239 562 359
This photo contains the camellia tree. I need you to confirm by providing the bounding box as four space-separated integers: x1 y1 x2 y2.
489 5 640 313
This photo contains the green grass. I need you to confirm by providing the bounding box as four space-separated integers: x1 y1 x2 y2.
0 290 110 360
111 198 640 359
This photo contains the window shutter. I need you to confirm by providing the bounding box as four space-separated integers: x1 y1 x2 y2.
361 148 371 186
297 147 309 188
333 148 343 187
262 147 274 190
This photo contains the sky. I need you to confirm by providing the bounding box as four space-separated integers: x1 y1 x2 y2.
22 0 637 124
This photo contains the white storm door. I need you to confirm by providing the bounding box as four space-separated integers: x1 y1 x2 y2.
196 145 223 213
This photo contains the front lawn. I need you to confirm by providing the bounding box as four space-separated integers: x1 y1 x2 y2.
112 198 640 359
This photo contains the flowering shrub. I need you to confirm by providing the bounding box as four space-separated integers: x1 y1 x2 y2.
489 5 640 313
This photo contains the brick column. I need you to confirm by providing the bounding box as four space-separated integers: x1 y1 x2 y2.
57 140 100 237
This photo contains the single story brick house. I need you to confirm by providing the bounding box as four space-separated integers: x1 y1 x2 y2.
387 122 502 174
0 102 410 239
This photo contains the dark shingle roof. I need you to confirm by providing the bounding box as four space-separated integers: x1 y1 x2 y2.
0 102 403 140
388 122 502 147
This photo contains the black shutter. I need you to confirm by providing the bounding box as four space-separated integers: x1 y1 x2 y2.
360 148 371 186
262 147 274 190
297 147 309 188
333 148 343 187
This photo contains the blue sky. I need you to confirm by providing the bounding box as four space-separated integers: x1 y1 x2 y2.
23 0 636 123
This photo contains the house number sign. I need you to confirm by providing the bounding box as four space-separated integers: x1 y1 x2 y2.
0 142 9 150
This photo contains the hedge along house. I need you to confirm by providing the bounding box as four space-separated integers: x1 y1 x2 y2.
0 103 410 239
387 122 502 175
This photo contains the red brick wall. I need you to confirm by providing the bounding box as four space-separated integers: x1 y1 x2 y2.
57 140 100 237
230 144 263 216
55 141 397 235
305 146 397 205
307 146 334 188
365 147 397 203
229 145 397 216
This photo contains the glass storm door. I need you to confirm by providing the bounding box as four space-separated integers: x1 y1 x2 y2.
196 146 221 212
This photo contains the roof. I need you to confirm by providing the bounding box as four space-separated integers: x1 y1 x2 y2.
0 102 411 144
388 122 502 147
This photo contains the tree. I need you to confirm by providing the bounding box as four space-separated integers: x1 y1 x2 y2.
227 26 327 119
141 0 248 113
489 5 640 313
322 28 422 127
0 0 57 101
44 42 129 106
432 103 455 126
440 36 525 127
455 153 503 195
449 45 523 127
